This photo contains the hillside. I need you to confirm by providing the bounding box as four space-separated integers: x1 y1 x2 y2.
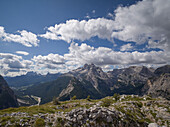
0 75 18 109
0 95 169 127
58 77 102 101
25 76 72 104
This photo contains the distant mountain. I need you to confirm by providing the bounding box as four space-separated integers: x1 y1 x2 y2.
5 72 61 87
18 64 170 104
0 75 18 109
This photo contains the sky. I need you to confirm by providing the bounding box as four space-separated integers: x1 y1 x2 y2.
0 0 170 77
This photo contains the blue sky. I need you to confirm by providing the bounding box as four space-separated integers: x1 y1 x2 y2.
0 0 170 76
0 0 139 58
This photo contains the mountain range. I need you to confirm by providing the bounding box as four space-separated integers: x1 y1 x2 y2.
5 72 61 88
17 64 170 104
0 64 169 108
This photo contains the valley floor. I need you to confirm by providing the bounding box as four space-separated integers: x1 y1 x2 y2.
0 95 169 127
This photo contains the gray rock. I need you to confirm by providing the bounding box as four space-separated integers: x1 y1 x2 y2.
107 115 112 122
77 115 83 120
148 123 160 127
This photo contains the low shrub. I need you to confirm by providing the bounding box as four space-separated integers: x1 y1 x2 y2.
113 93 120 101
71 95 77 100
34 118 45 127
86 95 91 101
53 97 60 105
101 98 113 107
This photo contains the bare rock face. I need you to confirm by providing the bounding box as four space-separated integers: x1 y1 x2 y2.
142 65 170 100
0 75 18 109
67 64 110 87
64 64 113 96
144 73 170 100
58 77 102 101
107 66 155 95
59 82 74 98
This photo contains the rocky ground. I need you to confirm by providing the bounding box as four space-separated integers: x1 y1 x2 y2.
0 95 169 127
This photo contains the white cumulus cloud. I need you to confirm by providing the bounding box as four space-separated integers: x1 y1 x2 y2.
32 53 65 74
65 43 170 66
39 18 115 43
112 0 170 51
30 42 170 75
0 26 39 47
40 0 170 53
1 41 170 76
0 53 33 76
1 0 170 76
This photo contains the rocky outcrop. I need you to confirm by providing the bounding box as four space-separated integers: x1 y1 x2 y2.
0 95 169 127
0 75 18 109
64 106 147 127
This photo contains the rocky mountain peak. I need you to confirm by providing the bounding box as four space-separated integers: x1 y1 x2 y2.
129 66 143 71
139 66 155 77
86 65 110 82
83 63 97 70
26 71 38 76
128 66 150 73
68 63 106 78
118 66 154 77
62 64 112 95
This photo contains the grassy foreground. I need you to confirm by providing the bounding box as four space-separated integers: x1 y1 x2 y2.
0 95 169 127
